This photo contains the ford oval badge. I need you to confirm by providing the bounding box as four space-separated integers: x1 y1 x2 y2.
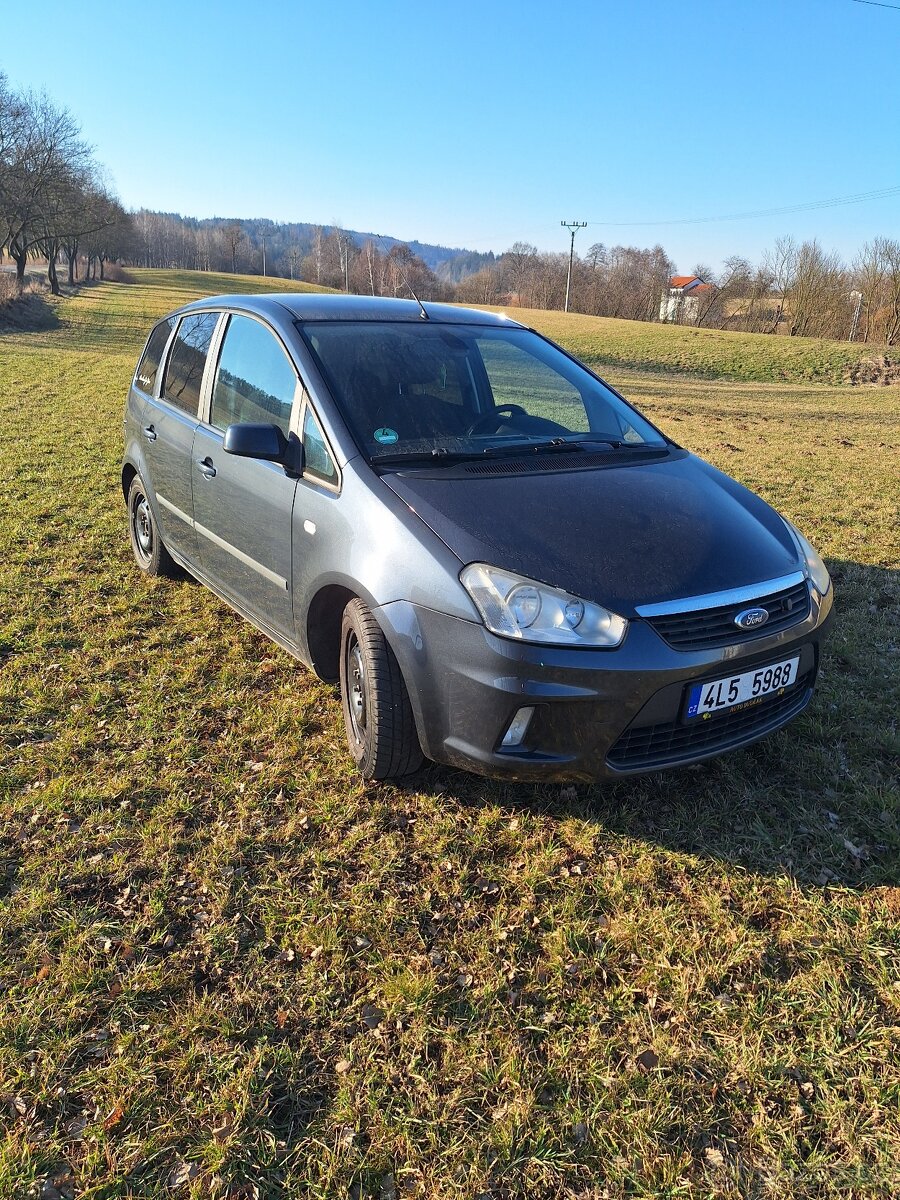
734 606 769 630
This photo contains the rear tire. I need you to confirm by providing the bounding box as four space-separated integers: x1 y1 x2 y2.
127 474 176 577
339 598 424 780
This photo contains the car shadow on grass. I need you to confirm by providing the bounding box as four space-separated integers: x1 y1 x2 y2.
398 559 899 890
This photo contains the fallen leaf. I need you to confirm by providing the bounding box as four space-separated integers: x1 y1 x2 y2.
212 1114 235 1142
473 876 500 898
168 1160 199 1187
335 1058 351 1074
361 1003 385 1030
103 1099 126 1131
704 1146 725 1169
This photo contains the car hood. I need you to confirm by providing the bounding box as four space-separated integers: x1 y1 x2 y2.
382 452 801 616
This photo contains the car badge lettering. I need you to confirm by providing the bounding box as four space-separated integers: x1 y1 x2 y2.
734 606 769 629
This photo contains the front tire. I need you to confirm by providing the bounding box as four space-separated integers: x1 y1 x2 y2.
340 598 424 780
127 475 176 577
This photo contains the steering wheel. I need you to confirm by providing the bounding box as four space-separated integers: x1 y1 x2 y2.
466 403 528 436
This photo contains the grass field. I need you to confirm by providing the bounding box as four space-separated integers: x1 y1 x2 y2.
1 272 898 1199
486 306 899 388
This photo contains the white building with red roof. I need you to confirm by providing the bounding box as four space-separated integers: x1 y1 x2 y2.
659 274 714 323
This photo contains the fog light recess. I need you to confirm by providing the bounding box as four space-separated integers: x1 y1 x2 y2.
501 706 535 749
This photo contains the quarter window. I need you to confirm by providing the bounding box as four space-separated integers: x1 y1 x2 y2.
162 312 219 415
302 405 338 485
135 316 175 396
210 315 296 435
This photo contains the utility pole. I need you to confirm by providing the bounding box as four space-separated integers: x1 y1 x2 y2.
848 290 864 342
561 220 587 313
338 231 351 292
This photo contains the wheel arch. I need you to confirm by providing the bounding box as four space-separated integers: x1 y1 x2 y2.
305 583 359 682
122 460 139 502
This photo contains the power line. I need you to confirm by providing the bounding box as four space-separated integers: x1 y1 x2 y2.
852 1 900 10
585 183 900 228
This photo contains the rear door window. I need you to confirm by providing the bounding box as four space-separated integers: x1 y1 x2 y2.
135 316 175 396
209 314 297 435
162 312 219 416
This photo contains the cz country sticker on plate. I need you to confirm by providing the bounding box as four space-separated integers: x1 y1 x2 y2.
684 655 800 721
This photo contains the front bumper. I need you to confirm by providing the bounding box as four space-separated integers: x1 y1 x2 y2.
377 583 833 782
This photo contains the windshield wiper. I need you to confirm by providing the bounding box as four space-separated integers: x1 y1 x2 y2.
370 437 669 467
568 436 669 451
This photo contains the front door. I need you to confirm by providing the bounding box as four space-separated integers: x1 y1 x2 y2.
191 313 299 641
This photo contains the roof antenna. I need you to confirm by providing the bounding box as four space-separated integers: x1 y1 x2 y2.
374 233 429 319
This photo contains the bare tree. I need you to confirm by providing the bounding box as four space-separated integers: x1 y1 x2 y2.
224 221 244 273
851 237 900 344
785 240 848 338
763 237 796 333
0 85 92 290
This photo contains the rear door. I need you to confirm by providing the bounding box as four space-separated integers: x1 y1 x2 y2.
148 311 221 564
191 313 300 640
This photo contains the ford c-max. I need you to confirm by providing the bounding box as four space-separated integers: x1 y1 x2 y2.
122 295 832 781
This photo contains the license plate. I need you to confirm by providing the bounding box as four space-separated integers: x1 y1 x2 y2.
684 656 800 721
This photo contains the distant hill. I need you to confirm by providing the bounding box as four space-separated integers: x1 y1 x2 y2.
139 211 496 283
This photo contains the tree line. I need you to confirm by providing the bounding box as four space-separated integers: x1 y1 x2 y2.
0 74 131 294
124 211 900 346
456 236 900 344
3 77 899 344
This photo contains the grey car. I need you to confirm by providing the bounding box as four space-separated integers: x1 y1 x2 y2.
122 294 833 781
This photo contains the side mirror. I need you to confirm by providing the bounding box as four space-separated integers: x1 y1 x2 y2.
223 422 290 464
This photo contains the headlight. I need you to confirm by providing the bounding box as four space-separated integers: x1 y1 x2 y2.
460 563 628 647
783 519 831 595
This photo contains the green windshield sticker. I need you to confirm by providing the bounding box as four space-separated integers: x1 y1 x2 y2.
373 427 399 445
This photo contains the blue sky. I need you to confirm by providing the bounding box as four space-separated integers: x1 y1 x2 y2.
5 0 900 270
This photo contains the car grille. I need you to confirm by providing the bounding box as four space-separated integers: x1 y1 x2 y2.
646 578 810 650
606 671 814 771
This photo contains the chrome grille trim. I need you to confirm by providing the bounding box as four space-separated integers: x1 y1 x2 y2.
635 571 806 618
643 578 811 651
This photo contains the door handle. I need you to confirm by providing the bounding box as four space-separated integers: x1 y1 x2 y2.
142 424 157 442
196 457 217 479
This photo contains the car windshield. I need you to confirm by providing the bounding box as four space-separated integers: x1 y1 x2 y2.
298 321 667 461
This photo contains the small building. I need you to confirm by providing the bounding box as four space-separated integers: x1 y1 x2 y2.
659 275 713 323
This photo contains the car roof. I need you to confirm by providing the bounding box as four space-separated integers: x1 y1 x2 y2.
177 292 524 326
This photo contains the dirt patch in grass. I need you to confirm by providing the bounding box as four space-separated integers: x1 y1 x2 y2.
843 353 900 386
